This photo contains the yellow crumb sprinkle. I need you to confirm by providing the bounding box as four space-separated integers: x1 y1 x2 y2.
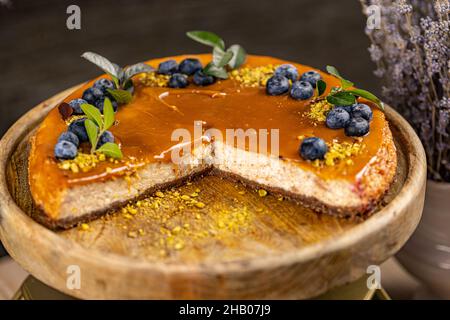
155 191 165 198
127 231 138 238
195 202 206 208
80 223 90 231
138 72 170 87
258 189 268 197
312 140 366 167
230 64 277 87
58 152 109 173
306 99 333 122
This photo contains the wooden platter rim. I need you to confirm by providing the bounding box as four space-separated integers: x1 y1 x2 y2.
0 86 426 275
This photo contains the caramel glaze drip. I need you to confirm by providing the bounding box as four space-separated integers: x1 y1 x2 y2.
29 54 387 198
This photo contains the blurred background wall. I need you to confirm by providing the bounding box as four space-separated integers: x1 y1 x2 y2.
0 0 376 256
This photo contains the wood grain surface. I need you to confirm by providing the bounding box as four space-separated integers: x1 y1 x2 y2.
0 87 427 299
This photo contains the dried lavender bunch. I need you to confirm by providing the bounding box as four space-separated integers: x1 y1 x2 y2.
360 0 450 182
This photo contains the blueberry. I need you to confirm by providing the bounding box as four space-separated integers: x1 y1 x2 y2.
54 140 78 160
274 64 299 82
266 75 290 95
290 81 314 100
326 107 351 129
95 97 119 113
351 103 373 121
97 131 114 148
68 98 88 115
93 78 116 93
193 70 215 86
168 73 189 88
300 70 322 88
335 104 354 113
82 87 104 105
57 131 79 147
178 58 202 75
345 117 370 137
68 118 89 142
299 137 328 161
157 59 178 75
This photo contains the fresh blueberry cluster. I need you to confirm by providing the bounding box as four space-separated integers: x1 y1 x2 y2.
79 78 122 114
54 118 116 160
157 58 215 88
69 78 122 116
326 103 373 137
266 64 321 101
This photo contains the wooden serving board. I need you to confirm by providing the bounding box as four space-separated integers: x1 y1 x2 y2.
0 87 427 299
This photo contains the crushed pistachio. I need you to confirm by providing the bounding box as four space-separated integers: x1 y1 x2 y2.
230 64 277 87
155 191 165 198
312 140 366 167
58 152 107 173
258 189 268 197
111 181 255 253
138 72 170 87
306 99 333 122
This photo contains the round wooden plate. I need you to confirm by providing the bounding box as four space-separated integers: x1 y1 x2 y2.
0 87 426 299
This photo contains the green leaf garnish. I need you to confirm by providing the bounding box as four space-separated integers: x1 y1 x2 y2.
102 98 115 130
326 91 357 106
316 79 327 97
96 142 123 159
81 52 151 103
186 31 225 50
324 65 383 111
326 65 354 89
346 88 384 110
81 103 103 129
227 44 246 69
81 52 118 78
203 63 229 79
212 46 233 68
186 30 247 78
85 119 99 151
107 88 132 104
81 99 122 158
124 63 154 80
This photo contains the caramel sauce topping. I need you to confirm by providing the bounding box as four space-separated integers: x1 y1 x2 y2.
29 54 388 206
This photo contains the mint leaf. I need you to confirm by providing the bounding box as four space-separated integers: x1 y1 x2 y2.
84 119 99 151
316 79 327 97
203 63 228 79
326 91 356 106
227 44 246 69
124 63 154 80
341 79 354 90
81 52 118 78
81 103 103 129
103 98 115 130
346 88 384 110
107 89 132 104
186 31 225 50
212 46 233 68
326 65 341 78
326 65 354 89
97 142 123 159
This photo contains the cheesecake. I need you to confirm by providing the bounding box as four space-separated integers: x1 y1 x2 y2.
28 53 397 229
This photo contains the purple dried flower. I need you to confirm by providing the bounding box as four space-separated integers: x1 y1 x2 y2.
360 0 450 182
